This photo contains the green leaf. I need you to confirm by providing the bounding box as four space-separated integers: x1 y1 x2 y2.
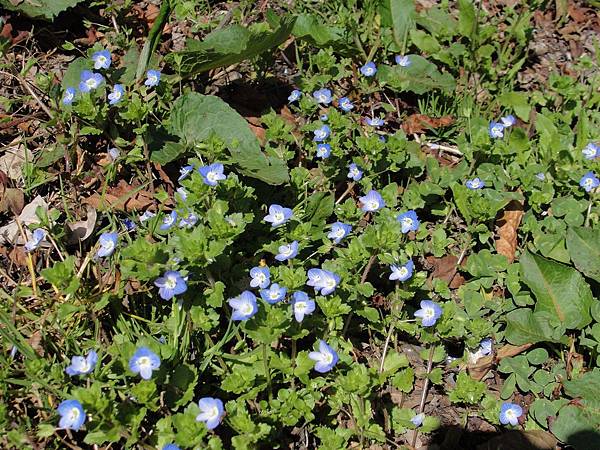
552 405 600 450
292 14 350 51
566 227 600 282
391 368 414 393
457 0 476 37
504 309 566 345
498 91 531 122
40 256 80 295
377 55 455 94
380 0 416 47
0 0 84 20
519 251 592 329
62 57 92 90
448 371 486 405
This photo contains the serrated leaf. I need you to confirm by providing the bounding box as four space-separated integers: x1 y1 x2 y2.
566 227 600 282
0 0 84 20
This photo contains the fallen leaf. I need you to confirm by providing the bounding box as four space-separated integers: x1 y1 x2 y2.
9 245 27 266
0 138 33 182
401 114 454 134
477 430 557 450
425 254 466 288
83 180 155 212
27 330 44 357
468 343 533 381
0 187 24 215
66 206 97 245
495 199 524 263
0 195 48 245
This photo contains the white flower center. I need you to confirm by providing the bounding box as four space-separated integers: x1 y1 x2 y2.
240 302 253 314
207 171 217 182
424 307 434 319
207 406 219 419
148 75 157 84
398 267 408 277
335 228 345 238
402 217 413 228
323 352 333 364
506 409 516 419
282 246 292 256
79 359 91 373
68 407 80 422
584 179 594 188
326 278 336 288
274 212 284 223
165 276 177 289
318 94 327 102
295 302 306 312
269 290 280 300
86 78 97 89
367 200 379 210
102 240 114 252
97 56 106 65
255 273 266 283
138 356 150 369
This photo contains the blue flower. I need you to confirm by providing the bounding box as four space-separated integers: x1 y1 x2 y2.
250 266 270 289
338 97 354 112
145 69 161 87
129 347 160 380
327 222 352 244
397 210 420 234
288 89 301 102
414 300 442 327
365 117 384 127
580 171 600 192
536 172 546 181
24 228 46 252
395 55 411 67
62 87 76 105
260 283 287 304
309 340 338 373
178 164 194 181
264 204 293 227
306 268 340 295
313 124 331 142
154 270 187 300
389 260 414 282
108 147 120 160
320 114 328 122
348 163 363 181
359 190 385 212
139 211 156 222
229 291 258 321
162 445 181 450
57 399 86 431
123 218 136 231
316 143 331 159
176 187 188 202
160 211 178 230
79 70 104 93
275 241 298 261
479 338 493 356
360 61 377 77
499 402 523 426
198 163 226 186
489 121 505 139
108 84 124 105
96 232 118 258
196 397 224 430
92 49 111 70
582 143 600 160
66 350 98 376
411 412 425 427
291 291 315 322
466 177 485 190
500 115 516 127
178 212 198 228
313 88 332 104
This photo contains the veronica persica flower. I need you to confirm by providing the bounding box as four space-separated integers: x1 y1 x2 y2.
160 211 178 230
338 97 354 112
489 121 505 139
582 143 599 160
95 232 118 258
499 402 523 426
395 55 411 67
92 49 111 70
57 399 86 431
466 177 485 190
178 213 197 228
479 338 493 356
62 87 76 105
108 84 124 105
500 115 516 127
292 291 315 322
307 269 340 295
108 147 120 161
198 163 226 186
414 300 442 327
249 266 270 289
145 69 161 87
66 350 98 376
79 70 104 93
327 222 352 244
348 163 363 181
316 143 331 159
139 210 156 222
365 117 384 127
397 210 420 234
129 347 160 380
360 61 377 77
176 187 188 202
313 88 332 104
580 171 600 192
163 444 181 450
411 413 425 427
229 290 258 321
536 172 546 181
24 228 46 252
123 218 136 231
264 204 293 227
359 190 385 212
309 340 338 373
288 89 301 102
275 241 298 261
154 270 187 300
313 124 331 142
178 164 194 181
260 283 287 304
196 397 224 430
320 114 328 122
389 260 414 282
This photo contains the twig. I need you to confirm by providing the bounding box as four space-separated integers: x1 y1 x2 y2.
379 321 395 374
427 142 463 156
335 182 355 205
14 216 38 298
411 344 436 448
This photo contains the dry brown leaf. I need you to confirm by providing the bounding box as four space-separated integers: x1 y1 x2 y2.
83 180 155 212
27 330 44 356
468 343 533 381
0 188 24 215
401 114 454 134
66 206 97 245
425 254 466 289
9 246 27 267
495 199 524 263
477 430 557 450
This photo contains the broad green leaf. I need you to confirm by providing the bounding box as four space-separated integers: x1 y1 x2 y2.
520 251 592 329
498 91 531 122
566 227 600 282
0 0 84 20
61 57 92 90
292 14 350 52
504 309 566 345
380 0 416 47
377 55 455 94
457 0 476 37
551 405 600 450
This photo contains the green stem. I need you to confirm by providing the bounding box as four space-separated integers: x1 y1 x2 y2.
262 343 273 402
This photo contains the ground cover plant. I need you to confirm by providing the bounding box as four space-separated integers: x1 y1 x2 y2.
1 0 600 448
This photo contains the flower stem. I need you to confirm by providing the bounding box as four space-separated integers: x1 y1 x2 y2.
262 343 273 402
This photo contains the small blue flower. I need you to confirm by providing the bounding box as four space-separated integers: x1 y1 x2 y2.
309 340 338 373
320 114 328 122
292 291 315 323
123 218 136 231
129 347 160 380
264 204 293 227
57 399 86 431
162 445 181 450
338 97 354 112
313 88 332 104
500 115 516 127
108 147 120 161
196 397 224 430
178 212 198 228
108 84 124 105
260 283 287 304
288 89 302 102
24 228 46 252
275 241 298 261
580 171 600 192
365 117 384 127
313 124 331 142
397 210 420 234
316 143 331 159
489 121 505 139
389 260 414 282
395 55 411 67
92 49 111 70
411 413 425 427
479 338 493 356
250 266 270 289
414 300 442 327
96 232 118 258
66 350 98 376
499 402 523 426
154 270 187 300
145 69 161 87
160 211 178 230
327 222 352 244
348 163 363 181
466 177 485 190
139 211 156 222
359 190 385 212
62 87 76 105
176 187 188 202
536 172 546 181
306 269 340 296
198 163 226 186
229 291 258 321
79 70 104 93
360 61 377 77
178 164 194 181
582 143 600 160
